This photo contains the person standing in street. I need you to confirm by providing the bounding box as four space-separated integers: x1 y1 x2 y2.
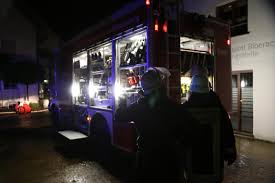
182 71 237 183
15 101 20 113
115 67 196 183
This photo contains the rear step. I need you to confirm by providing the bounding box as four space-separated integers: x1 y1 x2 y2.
58 130 88 140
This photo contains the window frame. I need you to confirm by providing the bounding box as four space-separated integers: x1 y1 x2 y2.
216 0 248 37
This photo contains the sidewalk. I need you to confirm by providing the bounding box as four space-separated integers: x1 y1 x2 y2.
223 136 275 183
0 109 49 116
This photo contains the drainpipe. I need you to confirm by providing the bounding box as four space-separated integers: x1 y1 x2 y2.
36 25 40 104
52 48 60 98
0 81 3 107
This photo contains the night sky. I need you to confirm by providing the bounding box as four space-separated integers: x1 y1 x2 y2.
16 0 131 41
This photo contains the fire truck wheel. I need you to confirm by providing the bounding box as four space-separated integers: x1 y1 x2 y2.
89 113 111 162
90 114 111 143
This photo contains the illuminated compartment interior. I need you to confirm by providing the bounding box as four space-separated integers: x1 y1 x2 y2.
72 51 88 105
180 37 215 103
89 43 113 108
115 30 147 109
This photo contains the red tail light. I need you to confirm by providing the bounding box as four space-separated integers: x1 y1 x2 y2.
162 20 168 33
154 19 159 32
227 39 231 46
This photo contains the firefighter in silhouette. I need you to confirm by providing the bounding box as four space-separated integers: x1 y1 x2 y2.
182 66 237 183
115 67 196 183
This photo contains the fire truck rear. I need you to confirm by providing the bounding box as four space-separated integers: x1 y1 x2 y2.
50 0 232 154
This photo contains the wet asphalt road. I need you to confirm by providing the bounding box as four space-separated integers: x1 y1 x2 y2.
0 111 135 183
224 137 275 183
0 111 275 183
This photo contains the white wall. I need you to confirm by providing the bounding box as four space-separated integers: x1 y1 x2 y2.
242 0 275 142
184 0 275 142
0 82 39 107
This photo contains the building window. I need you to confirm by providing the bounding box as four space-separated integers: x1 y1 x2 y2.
216 0 248 37
4 81 17 89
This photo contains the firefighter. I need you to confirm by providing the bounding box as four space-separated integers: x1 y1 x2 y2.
182 72 237 183
115 67 195 183
15 101 20 113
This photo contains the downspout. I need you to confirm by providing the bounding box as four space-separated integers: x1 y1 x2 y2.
36 25 40 103
0 81 3 107
52 47 59 98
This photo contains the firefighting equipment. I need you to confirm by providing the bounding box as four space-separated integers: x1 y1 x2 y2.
23 103 31 113
17 103 32 114
127 72 140 86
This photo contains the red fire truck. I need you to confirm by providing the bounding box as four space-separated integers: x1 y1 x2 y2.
51 0 232 153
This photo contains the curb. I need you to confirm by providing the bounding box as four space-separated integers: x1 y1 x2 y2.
0 111 15 115
31 109 49 113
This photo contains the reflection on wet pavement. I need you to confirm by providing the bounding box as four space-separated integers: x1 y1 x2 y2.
1 113 275 183
0 112 52 129
0 128 124 183
223 137 275 183
42 161 121 183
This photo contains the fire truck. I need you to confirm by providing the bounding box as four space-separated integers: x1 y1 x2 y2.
51 0 232 153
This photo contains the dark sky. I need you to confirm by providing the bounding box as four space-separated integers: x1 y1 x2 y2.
16 0 131 41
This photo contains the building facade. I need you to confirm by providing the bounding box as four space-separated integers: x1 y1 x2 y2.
0 0 60 108
184 0 275 142
0 0 37 107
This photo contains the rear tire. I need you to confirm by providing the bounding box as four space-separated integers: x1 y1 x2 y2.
89 113 112 164
50 104 60 130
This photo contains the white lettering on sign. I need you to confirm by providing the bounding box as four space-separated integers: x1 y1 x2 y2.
247 41 275 49
232 40 275 59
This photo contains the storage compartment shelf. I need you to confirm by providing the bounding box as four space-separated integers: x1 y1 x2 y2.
119 63 146 70
90 70 105 75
